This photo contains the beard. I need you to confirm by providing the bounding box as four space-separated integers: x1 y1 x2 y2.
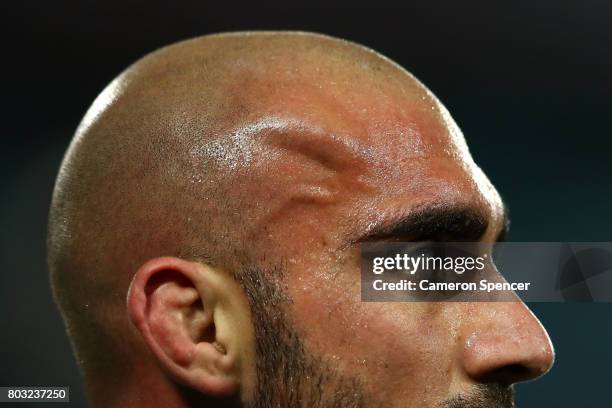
235 266 515 408
440 385 515 408
236 266 365 408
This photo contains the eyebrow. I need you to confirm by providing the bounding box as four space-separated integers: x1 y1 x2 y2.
352 203 509 244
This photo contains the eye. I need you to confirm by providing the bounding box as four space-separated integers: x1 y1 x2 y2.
375 241 441 276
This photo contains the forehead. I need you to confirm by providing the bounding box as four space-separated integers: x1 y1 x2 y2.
219 66 470 169
203 71 504 251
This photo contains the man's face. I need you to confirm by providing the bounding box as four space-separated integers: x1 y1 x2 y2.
217 76 554 407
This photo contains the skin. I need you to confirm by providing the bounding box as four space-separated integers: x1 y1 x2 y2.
48 32 554 407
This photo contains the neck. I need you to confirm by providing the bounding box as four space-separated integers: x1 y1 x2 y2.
88 367 243 408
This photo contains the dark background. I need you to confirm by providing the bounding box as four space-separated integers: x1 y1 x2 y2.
1 1 611 406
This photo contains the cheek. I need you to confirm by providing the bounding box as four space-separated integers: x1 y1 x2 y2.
287 267 458 404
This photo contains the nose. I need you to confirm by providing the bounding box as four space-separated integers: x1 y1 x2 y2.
462 303 555 385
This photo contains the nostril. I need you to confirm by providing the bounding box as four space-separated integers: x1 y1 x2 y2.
479 364 533 386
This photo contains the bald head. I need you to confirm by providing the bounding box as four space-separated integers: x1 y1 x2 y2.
49 32 446 347
48 31 547 408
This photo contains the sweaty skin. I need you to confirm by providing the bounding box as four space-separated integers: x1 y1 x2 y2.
48 32 553 407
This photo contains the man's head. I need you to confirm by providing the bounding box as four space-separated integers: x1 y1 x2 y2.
48 32 554 407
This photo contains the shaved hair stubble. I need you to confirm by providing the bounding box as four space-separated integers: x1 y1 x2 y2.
48 32 521 407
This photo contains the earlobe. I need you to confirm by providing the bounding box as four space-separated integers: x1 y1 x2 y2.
127 257 239 397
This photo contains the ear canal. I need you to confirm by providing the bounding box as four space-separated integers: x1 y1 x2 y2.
213 340 227 355
189 299 216 344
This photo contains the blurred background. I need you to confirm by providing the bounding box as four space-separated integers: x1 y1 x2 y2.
1 1 611 406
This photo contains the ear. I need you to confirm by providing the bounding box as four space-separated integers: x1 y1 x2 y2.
127 257 255 399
